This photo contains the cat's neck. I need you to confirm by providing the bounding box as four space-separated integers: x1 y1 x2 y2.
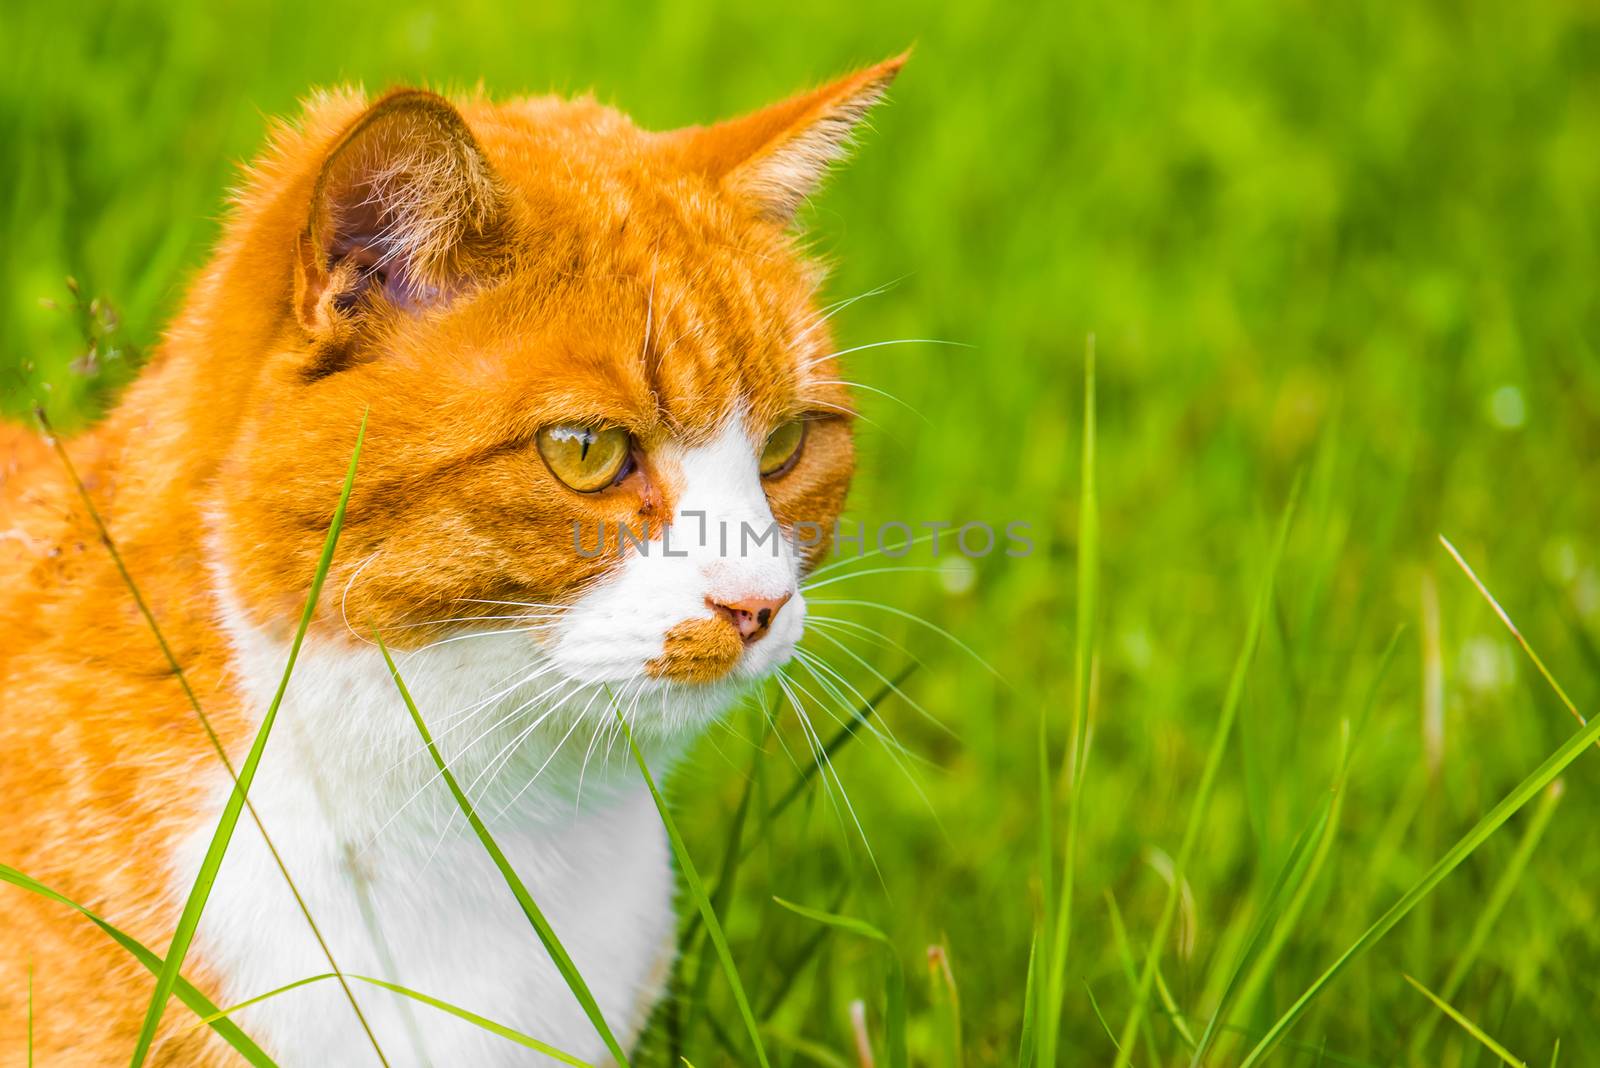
209 566 690 840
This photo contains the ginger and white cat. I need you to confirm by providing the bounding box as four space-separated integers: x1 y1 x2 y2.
0 55 903 1065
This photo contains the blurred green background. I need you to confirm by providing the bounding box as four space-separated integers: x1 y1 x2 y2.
5 0 1600 1063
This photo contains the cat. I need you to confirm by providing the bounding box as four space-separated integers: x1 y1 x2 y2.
0 53 904 1066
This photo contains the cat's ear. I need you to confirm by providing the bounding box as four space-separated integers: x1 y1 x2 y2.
667 53 907 224
293 89 507 353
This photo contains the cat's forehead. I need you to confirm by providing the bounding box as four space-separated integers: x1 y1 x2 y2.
432 100 841 439
455 252 838 444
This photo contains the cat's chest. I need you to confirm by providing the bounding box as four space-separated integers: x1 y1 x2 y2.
172 634 674 1066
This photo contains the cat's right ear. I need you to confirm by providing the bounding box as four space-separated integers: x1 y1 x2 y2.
663 53 907 225
294 90 508 374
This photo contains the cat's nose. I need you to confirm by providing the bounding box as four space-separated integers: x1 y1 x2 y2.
708 593 792 645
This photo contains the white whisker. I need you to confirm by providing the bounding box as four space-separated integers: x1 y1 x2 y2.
804 532 949 581
807 598 1004 682
805 379 928 422
803 565 967 593
800 337 973 373
774 668 880 878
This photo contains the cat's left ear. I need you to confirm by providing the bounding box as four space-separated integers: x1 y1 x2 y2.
665 52 908 224
293 89 508 358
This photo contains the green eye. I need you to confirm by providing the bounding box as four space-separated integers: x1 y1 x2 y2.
759 419 806 477
537 424 631 492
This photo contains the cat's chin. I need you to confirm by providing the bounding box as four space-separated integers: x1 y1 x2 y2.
605 665 780 741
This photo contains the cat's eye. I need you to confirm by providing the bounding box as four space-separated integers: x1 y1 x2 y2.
759 419 806 477
537 424 632 492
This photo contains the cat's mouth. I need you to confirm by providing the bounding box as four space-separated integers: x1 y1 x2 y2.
645 617 747 683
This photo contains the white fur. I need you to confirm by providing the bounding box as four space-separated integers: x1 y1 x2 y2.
176 418 805 1065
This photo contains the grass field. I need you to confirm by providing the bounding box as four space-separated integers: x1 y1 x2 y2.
5 0 1600 1063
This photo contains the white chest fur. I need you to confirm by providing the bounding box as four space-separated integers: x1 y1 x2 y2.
172 608 679 1066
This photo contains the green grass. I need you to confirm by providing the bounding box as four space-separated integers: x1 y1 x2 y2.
129 416 366 1068
374 629 629 1064
6 0 1600 1063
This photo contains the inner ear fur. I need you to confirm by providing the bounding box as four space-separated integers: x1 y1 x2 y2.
293 89 509 372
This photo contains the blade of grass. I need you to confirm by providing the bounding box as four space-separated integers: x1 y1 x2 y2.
612 695 771 1068
1206 631 1401 1063
192 972 591 1065
757 882 853 1018
1439 536 1585 730
0 863 276 1067
1407 779 1565 1058
1017 931 1039 1068
772 898 905 1068
763 1029 855 1068
1033 646 1056 1064
1238 705 1600 1066
675 669 911 1011
1189 785 1331 1064
1113 475 1302 1067
35 406 389 1067
1083 981 1122 1054
1404 974 1527 1067
927 943 962 1068
679 729 763 1051
373 630 629 1065
130 414 366 1068
773 896 890 944
1104 889 1170 1064
1042 334 1099 1067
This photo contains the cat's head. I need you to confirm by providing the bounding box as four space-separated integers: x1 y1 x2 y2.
208 58 904 732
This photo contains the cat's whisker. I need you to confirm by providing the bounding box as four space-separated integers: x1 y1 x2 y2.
789 275 909 349
791 648 924 769
799 398 875 427
799 630 948 741
576 674 648 808
453 597 572 612
432 669 578 766
421 682 586 859
409 674 593 864
641 260 657 363
573 717 611 812
804 532 948 581
457 696 571 806
365 673 579 847
773 669 880 877
339 550 384 645
805 615 922 663
754 682 807 776
419 680 589 861
602 676 653 767
804 378 928 422
802 565 967 593
807 597 1005 682
799 337 973 373
369 659 551 768
772 672 825 786
791 649 949 847
416 658 567 734
486 676 621 826
791 654 943 828
400 621 561 658
381 613 562 632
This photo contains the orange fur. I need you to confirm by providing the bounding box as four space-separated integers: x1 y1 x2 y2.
0 55 903 1065
646 618 747 683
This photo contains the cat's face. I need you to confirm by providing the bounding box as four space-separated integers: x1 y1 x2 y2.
211 62 902 732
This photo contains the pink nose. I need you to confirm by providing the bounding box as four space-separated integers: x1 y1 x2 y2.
708 593 792 645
